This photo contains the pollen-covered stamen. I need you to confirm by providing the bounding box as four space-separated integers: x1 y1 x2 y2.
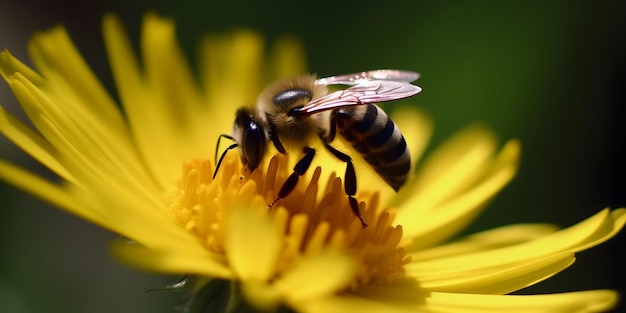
167 151 410 290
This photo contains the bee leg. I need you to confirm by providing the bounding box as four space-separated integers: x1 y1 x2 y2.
270 147 316 207
323 144 368 228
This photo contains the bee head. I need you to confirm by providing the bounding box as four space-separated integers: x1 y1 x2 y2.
232 107 267 172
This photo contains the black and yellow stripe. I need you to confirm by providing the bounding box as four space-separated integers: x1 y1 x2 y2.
334 104 410 191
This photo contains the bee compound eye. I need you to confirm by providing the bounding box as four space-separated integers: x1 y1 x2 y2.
241 120 265 171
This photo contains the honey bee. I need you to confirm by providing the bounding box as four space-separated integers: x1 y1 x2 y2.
215 70 421 228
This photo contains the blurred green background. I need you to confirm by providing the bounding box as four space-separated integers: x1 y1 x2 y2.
0 0 624 312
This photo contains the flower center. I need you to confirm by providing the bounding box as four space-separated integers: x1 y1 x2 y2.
167 152 410 288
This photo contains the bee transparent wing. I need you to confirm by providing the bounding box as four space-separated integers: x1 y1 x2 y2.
297 80 421 116
315 69 420 86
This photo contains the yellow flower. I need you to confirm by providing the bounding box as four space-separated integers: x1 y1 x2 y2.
0 13 624 313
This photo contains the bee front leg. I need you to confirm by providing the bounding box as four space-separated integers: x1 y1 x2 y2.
323 144 368 228
270 147 316 207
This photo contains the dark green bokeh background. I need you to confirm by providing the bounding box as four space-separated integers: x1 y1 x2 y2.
1 1 624 312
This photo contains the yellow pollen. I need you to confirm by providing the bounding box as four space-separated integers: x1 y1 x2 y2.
167 152 410 289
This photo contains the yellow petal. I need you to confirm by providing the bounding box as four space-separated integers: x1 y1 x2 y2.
140 14 201 128
567 208 626 252
0 160 100 222
8 73 160 203
295 279 427 313
224 205 281 281
102 14 143 111
0 105 75 183
26 26 125 131
239 250 358 312
517 208 626 255
407 208 625 278
424 290 618 313
141 14 217 165
104 14 193 185
110 241 233 279
6 73 81 155
268 35 307 79
410 224 558 262
6 131 202 255
415 252 575 294
199 30 264 140
389 108 433 207
407 125 497 209
276 250 357 303
392 108 432 171
296 296 417 313
0 49 43 85
25 27 147 178
399 139 520 249
61 167 206 255
7 71 159 195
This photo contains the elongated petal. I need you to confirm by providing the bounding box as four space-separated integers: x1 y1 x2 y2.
267 35 307 80
0 160 98 222
26 27 126 131
110 241 233 279
0 49 43 85
103 14 182 186
424 290 618 313
560 208 626 252
295 279 427 313
6 73 159 199
1 81 176 243
241 250 358 311
296 295 417 313
404 126 498 210
140 15 201 128
25 28 154 186
0 105 75 183
277 250 357 303
416 252 576 294
62 169 206 255
298 286 618 313
389 108 432 206
399 139 520 249
392 108 432 168
5 68 159 196
225 206 281 281
407 209 626 288
199 31 264 136
140 13 210 164
410 224 559 262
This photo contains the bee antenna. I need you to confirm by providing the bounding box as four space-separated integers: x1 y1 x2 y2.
215 134 235 162
213 143 239 179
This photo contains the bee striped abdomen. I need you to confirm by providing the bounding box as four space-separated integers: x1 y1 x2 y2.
334 104 410 191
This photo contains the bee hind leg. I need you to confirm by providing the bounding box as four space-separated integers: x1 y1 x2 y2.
323 144 368 228
270 147 316 207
